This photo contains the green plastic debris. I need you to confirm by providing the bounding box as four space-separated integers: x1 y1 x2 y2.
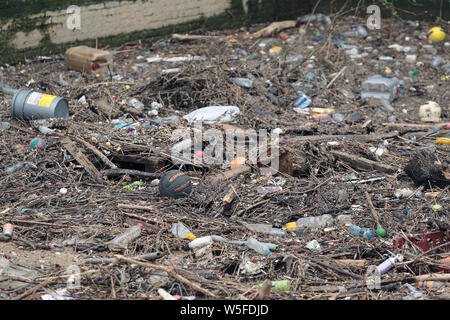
123 181 143 191
254 280 290 292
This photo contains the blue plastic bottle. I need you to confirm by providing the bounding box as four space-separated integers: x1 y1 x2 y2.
348 224 374 239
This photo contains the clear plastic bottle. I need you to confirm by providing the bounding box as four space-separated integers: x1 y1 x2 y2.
348 224 374 239
188 236 213 249
107 224 143 251
245 237 271 255
376 254 404 274
171 222 196 240
243 223 285 236
286 214 334 231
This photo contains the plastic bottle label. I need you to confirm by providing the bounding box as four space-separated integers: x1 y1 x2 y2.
184 233 196 240
27 92 56 108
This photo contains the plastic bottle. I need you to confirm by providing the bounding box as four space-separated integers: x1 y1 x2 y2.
376 254 404 274
155 115 180 125
286 214 334 231
188 236 213 249
107 224 143 251
402 284 423 300
357 25 368 37
243 223 285 236
245 237 271 255
348 224 374 239
171 222 196 240
418 281 447 289
127 97 145 110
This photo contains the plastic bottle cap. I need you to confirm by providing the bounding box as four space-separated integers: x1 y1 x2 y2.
138 223 144 229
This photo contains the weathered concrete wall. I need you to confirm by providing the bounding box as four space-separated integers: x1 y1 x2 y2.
4 0 231 49
0 0 446 64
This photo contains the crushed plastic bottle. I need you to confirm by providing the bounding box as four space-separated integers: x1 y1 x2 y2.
107 224 143 251
348 224 374 239
127 97 145 110
286 214 334 231
402 284 424 300
245 237 271 255
171 222 196 240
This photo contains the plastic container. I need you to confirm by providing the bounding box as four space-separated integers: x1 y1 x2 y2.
11 89 69 120
419 101 441 122
171 222 196 240
361 75 400 102
348 224 374 239
286 214 334 231
245 237 271 255
107 224 143 251
65 46 113 74
376 254 404 274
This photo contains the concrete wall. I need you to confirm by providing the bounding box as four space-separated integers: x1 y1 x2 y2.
6 0 231 50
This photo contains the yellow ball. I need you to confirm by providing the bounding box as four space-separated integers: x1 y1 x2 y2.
427 27 446 42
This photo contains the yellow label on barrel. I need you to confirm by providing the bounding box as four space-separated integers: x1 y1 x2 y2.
38 94 57 107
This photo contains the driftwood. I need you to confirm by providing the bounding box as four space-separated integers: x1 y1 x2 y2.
251 20 297 38
61 137 103 183
209 165 251 185
331 150 399 173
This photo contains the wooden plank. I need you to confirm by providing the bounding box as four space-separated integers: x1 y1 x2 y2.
61 137 103 183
